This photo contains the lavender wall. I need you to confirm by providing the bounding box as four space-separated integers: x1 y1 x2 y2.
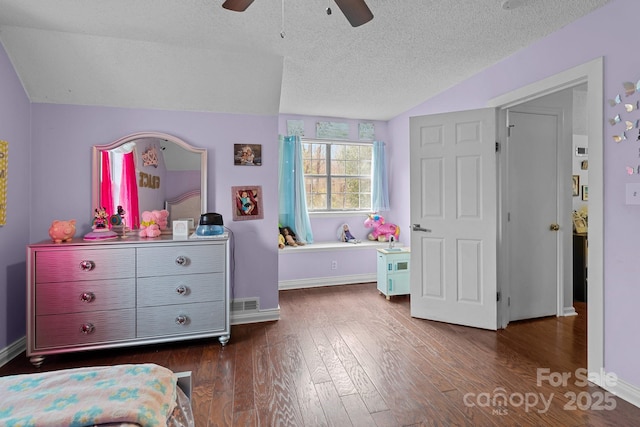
0 41 30 350
29 104 280 310
388 0 638 388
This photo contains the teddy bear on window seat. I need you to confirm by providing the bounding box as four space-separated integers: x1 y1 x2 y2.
279 226 305 247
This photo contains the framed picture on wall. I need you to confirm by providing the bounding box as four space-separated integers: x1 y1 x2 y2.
572 175 580 197
234 144 262 166
232 185 263 221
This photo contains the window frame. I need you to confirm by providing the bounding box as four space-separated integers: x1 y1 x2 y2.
301 138 373 213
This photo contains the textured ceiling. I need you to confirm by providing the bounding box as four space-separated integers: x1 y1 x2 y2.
0 0 609 120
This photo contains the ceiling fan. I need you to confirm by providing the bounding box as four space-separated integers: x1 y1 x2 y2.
221 0 374 27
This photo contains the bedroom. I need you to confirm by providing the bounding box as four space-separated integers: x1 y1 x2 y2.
1 0 640 423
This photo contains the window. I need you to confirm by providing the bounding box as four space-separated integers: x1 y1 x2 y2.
302 139 372 212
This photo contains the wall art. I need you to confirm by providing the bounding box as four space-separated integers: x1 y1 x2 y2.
232 185 263 221
316 121 349 139
287 120 305 137
234 144 262 166
359 122 375 140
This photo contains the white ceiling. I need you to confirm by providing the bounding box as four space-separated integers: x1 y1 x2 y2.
0 0 609 121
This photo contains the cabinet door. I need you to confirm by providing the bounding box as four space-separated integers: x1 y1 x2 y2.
35 309 135 349
34 248 135 283
36 278 135 315
137 301 226 338
137 244 225 277
137 272 225 307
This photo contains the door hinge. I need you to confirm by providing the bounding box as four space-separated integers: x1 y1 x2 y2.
497 291 501 302
507 124 515 137
508 297 511 307
495 141 500 152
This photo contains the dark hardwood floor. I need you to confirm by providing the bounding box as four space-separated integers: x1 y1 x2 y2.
2 282 639 426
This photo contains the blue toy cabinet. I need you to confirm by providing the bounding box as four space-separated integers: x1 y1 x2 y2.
376 247 411 299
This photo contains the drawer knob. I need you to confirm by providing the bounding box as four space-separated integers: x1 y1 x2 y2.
80 292 95 303
80 323 95 334
79 260 95 271
175 315 189 325
175 256 189 266
175 285 188 295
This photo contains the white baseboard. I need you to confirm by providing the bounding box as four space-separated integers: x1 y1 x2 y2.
602 372 640 409
0 336 26 368
231 307 280 325
563 306 578 316
279 273 376 290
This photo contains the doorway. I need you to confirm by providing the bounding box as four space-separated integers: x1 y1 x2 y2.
489 57 603 378
409 57 604 379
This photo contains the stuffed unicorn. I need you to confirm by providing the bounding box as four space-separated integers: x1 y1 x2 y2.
364 213 400 242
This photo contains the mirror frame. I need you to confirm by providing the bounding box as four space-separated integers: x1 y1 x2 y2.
91 131 207 228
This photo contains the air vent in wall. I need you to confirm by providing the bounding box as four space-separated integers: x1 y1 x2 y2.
231 298 259 313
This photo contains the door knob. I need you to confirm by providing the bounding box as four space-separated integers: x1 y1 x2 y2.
549 223 560 231
412 224 432 232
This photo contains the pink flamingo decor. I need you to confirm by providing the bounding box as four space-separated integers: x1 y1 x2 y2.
364 213 400 242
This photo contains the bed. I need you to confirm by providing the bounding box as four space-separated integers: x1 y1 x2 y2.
164 189 202 230
0 363 194 427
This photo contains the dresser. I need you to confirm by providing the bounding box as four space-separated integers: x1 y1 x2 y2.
27 234 230 366
376 247 411 299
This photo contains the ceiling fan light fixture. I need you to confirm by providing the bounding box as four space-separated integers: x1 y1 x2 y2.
333 0 373 27
222 0 255 12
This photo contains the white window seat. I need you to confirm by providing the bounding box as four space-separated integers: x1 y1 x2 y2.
279 240 403 253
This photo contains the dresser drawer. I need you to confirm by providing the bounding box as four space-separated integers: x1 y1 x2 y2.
35 309 135 349
137 301 226 338
137 244 225 277
137 273 224 307
36 278 135 315
34 248 135 283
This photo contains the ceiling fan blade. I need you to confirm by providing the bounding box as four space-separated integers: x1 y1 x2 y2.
222 0 255 12
333 0 373 27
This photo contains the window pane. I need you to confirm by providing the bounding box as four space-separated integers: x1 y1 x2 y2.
303 140 374 212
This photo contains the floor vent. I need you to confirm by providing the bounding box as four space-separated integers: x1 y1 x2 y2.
231 298 259 313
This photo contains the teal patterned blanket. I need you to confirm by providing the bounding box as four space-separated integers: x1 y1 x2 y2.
0 363 177 427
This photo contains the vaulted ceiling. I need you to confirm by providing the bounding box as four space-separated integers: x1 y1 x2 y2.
0 0 609 120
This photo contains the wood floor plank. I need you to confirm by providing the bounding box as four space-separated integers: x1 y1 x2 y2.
2 283 639 426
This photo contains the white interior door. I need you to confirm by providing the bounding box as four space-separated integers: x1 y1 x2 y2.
409 108 498 330
506 109 560 321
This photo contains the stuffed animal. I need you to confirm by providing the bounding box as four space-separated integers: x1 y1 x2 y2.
364 213 400 242
279 226 305 247
278 233 285 249
152 209 170 230
139 210 161 237
48 219 76 243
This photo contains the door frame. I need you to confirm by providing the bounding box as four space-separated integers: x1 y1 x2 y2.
502 106 566 323
488 57 604 380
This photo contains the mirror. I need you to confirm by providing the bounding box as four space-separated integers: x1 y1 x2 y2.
92 132 207 232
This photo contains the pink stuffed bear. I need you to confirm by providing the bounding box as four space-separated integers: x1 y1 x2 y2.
139 211 161 238
153 209 170 230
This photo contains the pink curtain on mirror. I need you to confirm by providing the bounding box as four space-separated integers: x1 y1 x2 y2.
100 151 114 218
120 151 140 229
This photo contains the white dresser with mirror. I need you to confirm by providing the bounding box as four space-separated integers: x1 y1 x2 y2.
26 132 228 366
27 235 230 366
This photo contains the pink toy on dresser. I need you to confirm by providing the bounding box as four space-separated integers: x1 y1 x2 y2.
48 219 76 243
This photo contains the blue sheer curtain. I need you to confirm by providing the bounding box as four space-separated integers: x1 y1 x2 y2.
279 135 313 243
371 140 390 212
